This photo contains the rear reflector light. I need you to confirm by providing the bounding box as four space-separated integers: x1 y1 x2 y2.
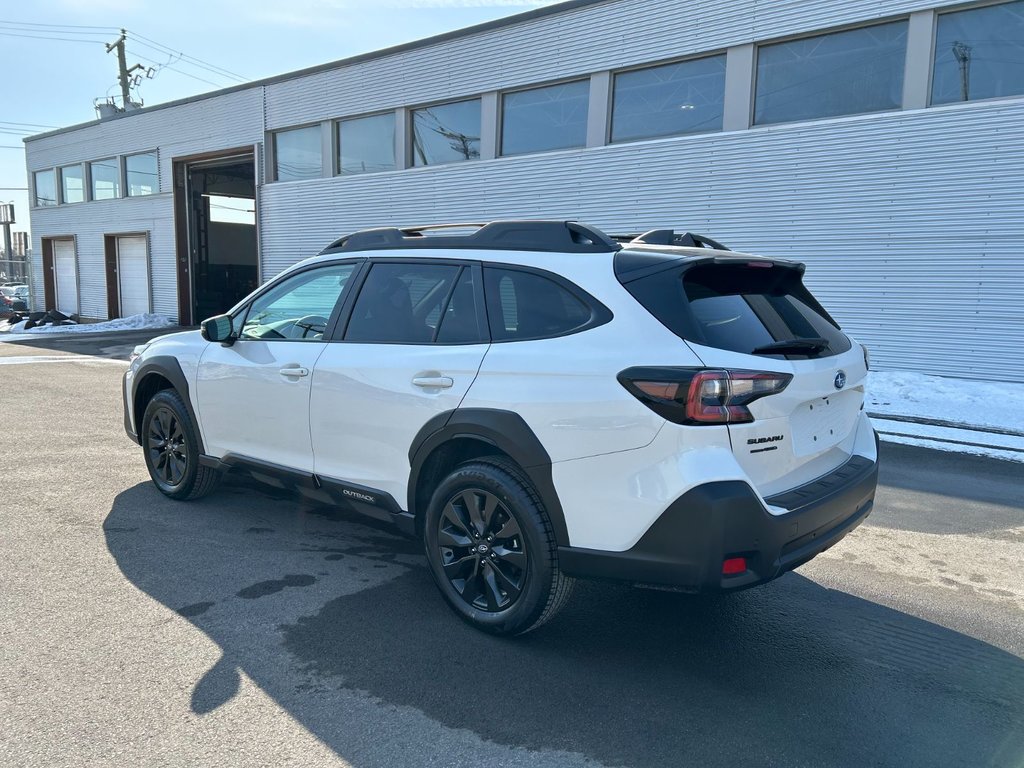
619 367 792 426
722 557 747 575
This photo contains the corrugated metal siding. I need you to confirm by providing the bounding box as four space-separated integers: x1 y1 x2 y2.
29 195 177 320
22 0 1024 381
26 88 264 194
260 98 1024 382
262 0 961 128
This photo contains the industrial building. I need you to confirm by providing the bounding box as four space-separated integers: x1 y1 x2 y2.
24 0 1024 381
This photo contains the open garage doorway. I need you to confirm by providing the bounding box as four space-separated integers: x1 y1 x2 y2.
174 150 258 325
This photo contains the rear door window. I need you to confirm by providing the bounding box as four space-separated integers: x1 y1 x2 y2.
344 262 460 344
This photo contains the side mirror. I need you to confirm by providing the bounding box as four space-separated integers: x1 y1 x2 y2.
200 314 235 345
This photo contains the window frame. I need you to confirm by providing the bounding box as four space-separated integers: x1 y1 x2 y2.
408 97 483 168
335 111 398 176
124 151 159 197
609 51 729 144
481 262 613 343
32 168 58 208
336 257 489 346
230 258 367 343
929 0 1024 107
89 157 122 201
752 17 911 127
59 163 86 205
271 123 324 183
499 76 592 157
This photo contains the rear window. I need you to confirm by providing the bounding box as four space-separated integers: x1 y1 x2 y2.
621 260 851 357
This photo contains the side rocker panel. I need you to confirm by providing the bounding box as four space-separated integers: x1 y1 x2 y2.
408 408 570 547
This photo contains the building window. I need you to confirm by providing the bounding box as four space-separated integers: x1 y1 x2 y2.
33 169 57 207
754 21 908 126
611 55 727 142
125 152 158 196
60 164 85 204
338 113 396 175
932 1 1024 105
273 125 322 181
90 158 121 200
501 80 590 156
411 99 481 167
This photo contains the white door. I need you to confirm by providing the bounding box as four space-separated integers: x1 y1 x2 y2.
311 262 489 504
117 235 150 316
53 239 78 316
195 262 359 471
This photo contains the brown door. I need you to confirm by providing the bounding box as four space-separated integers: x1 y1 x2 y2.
41 239 56 311
104 236 120 319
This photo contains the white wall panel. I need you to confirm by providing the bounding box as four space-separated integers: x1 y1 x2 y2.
259 98 1024 382
29 194 176 320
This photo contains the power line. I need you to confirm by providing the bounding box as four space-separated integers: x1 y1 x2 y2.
0 19 117 30
0 30 104 44
128 49 229 88
0 120 60 129
125 29 247 82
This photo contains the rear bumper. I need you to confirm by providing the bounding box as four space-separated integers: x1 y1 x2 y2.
558 453 877 592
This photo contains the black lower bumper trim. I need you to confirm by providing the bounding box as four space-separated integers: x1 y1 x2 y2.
559 453 878 592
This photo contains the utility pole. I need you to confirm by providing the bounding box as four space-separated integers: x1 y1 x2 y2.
0 203 14 263
106 29 144 110
952 41 972 102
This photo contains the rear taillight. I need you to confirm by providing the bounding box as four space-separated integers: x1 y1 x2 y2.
619 367 792 425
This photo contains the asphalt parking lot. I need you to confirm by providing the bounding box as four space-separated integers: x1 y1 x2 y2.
1 331 1022 768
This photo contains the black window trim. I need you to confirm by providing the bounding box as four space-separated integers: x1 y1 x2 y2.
230 257 368 343
481 261 613 343
333 257 490 346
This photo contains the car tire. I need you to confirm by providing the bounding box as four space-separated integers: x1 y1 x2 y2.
423 457 574 635
141 389 220 501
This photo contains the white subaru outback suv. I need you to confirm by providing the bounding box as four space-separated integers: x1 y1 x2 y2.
123 221 878 635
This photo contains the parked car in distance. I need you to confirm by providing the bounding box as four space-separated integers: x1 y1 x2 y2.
0 284 29 314
123 220 879 635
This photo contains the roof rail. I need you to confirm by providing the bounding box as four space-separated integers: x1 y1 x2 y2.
322 220 621 255
612 229 730 251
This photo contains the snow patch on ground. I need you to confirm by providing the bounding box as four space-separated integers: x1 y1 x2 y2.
2 313 174 336
866 370 1024 434
866 370 1024 462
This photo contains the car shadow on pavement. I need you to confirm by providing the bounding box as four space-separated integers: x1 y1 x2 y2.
105 478 1024 768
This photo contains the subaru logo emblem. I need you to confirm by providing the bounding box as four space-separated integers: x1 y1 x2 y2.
834 370 846 390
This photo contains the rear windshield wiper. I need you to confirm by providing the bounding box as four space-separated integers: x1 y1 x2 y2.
751 337 830 356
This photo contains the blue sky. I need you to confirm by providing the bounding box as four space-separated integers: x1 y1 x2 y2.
0 0 559 239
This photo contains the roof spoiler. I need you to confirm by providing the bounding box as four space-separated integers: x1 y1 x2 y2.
612 229 730 251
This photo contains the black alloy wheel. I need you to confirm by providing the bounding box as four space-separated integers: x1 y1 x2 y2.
140 388 221 501
146 406 188 487
424 459 574 635
437 488 527 612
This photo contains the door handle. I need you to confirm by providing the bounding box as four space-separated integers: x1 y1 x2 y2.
412 375 454 389
279 366 309 378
